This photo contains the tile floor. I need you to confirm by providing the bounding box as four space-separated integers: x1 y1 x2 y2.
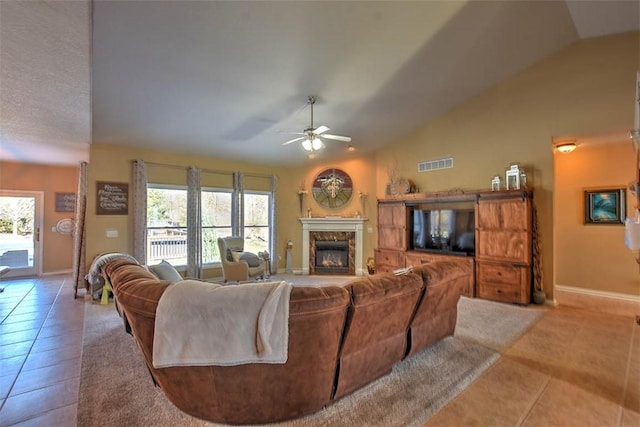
0 274 638 426
424 304 640 426
0 276 84 427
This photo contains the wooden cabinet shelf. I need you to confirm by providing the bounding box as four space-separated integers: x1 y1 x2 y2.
475 191 533 305
375 190 533 305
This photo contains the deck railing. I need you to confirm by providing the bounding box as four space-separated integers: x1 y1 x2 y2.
148 235 187 262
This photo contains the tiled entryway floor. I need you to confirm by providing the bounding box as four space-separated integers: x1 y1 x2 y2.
0 274 638 426
0 276 84 427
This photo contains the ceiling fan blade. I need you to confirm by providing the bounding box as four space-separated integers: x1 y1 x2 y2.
282 136 306 146
322 134 352 142
314 125 330 135
277 130 305 135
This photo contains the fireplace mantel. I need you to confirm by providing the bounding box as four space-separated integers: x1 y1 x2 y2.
300 217 368 276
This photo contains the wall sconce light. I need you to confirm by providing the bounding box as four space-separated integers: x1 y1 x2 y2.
555 141 577 153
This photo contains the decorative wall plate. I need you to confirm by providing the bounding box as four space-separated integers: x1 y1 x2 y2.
312 168 353 209
55 218 75 235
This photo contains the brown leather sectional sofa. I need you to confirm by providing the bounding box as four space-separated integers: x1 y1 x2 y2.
102 258 471 425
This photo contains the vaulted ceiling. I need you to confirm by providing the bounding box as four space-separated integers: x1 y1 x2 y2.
1 1 638 166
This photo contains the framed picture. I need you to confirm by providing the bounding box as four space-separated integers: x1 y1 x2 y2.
584 188 625 225
55 192 76 212
96 181 129 215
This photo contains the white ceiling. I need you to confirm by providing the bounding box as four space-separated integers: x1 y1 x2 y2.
1 0 638 167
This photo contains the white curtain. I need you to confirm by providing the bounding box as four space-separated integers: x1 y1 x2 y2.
72 161 88 298
233 172 242 236
132 160 147 264
270 174 278 275
187 166 202 278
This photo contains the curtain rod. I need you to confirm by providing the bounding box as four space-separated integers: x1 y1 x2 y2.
140 160 230 176
140 160 274 179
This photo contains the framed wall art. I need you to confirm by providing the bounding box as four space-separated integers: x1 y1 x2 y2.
96 181 129 215
584 188 625 225
55 192 76 212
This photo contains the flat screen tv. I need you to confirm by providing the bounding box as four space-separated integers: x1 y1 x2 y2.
412 208 475 255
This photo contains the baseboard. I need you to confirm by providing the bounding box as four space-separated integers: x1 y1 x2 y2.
554 284 640 318
275 268 303 275
41 269 73 277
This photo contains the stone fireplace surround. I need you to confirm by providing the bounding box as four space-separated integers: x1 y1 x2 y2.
300 218 366 276
310 232 355 275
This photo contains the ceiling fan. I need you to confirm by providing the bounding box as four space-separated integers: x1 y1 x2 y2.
281 96 351 151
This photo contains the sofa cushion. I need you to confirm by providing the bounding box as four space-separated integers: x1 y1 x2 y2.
334 272 424 399
231 251 261 267
149 260 183 282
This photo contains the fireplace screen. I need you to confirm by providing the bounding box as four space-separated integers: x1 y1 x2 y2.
315 240 349 273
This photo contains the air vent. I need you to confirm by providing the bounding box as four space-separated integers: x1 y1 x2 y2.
418 157 453 172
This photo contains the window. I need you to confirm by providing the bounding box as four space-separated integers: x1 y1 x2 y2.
202 189 232 264
243 192 270 255
147 187 187 265
146 184 273 268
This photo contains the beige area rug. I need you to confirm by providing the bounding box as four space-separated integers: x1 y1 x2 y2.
78 294 543 427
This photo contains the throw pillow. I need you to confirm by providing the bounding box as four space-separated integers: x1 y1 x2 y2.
149 260 183 281
231 251 261 267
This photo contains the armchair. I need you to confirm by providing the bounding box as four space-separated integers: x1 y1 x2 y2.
217 236 266 282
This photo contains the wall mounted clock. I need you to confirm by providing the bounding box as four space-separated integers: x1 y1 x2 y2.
312 168 353 209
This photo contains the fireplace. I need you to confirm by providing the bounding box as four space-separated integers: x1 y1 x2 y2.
309 231 355 275
300 218 366 276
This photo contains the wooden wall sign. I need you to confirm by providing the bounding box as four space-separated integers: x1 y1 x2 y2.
96 182 129 215
55 193 76 212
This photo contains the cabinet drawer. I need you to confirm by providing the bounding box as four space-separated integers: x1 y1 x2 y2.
476 261 531 304
477 262 523 284
404 252 432 266
375 249 404 273
477 281 521 303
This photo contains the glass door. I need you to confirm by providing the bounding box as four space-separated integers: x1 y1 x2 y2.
0 190 42 277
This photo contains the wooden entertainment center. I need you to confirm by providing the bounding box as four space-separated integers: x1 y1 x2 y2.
375 189 533 305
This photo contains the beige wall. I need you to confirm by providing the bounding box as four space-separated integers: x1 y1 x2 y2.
276 155 378 272
0 161 78 273
375 31 639 299
86 143 378 275
554 142 639 295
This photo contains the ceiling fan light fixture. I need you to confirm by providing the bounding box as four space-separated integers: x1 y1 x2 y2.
282 95 350 153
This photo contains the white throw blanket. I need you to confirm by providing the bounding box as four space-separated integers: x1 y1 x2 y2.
152 280 292 368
